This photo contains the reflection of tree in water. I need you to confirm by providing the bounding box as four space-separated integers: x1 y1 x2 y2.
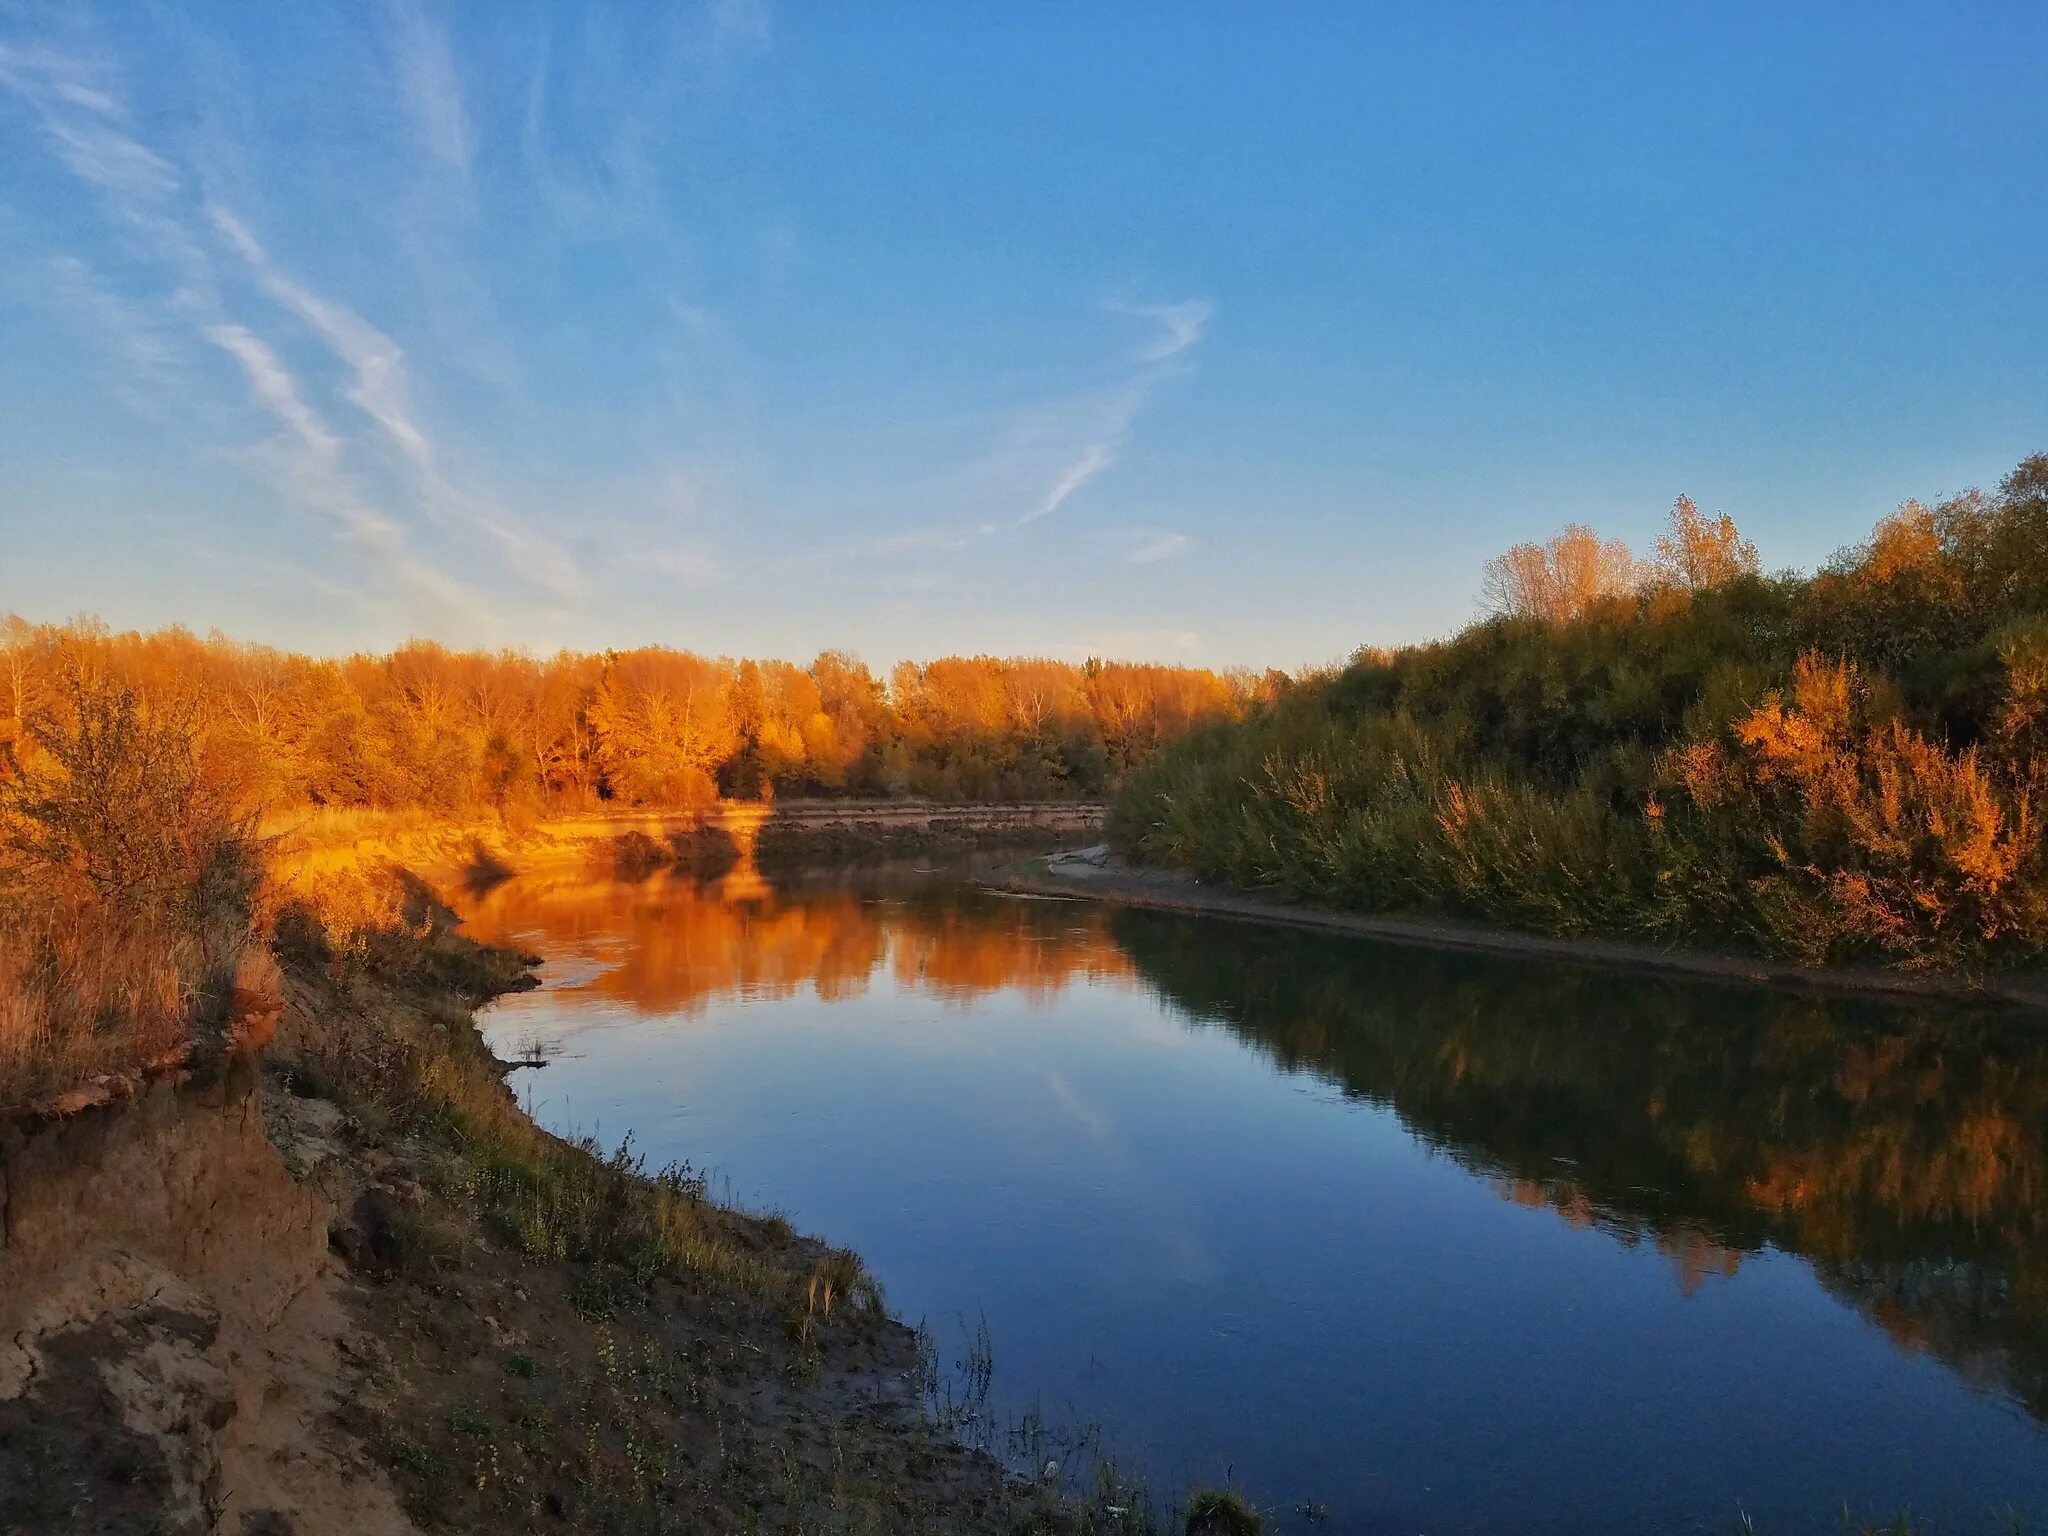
458 869 1135 1018
1110 909 2048 1419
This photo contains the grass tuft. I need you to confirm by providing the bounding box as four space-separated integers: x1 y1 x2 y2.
1183 1487 1262 1536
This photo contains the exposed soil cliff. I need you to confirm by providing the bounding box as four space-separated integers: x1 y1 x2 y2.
0 1065 411 1535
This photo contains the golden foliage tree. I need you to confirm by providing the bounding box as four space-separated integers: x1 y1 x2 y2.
588 649 740 807
1480 524 1644 622
1652 496 1759 592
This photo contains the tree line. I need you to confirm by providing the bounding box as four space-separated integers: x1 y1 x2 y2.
1112 453 2048 972
0 623 1254 814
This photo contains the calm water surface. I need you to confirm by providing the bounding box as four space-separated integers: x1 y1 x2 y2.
459 861 2048 1535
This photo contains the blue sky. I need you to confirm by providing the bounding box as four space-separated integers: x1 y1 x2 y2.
2 2 2043 668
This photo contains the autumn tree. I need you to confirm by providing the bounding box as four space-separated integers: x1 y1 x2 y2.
1 615 49 777
529 651 603 802
724 658 829 796
1480 524 1643 622
364 642 484 813
807 651 885 791
1652 497 1759 592
587 648 738 806
3 671 252 917
1085 660 1230 773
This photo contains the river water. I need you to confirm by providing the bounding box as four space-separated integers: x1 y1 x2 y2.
457 858 2048 1535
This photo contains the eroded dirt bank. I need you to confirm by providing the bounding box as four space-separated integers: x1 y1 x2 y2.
0 1063 412 1535
275 799 1107 895
0 894 1141 1536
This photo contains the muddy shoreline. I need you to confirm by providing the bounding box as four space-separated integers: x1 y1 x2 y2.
981 849 2048 1013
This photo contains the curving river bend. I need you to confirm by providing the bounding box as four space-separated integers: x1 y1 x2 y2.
457 858 2048 1535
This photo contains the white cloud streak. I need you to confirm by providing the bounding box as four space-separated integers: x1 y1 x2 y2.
871 528 974 555
1124 299 1212 365
0 42 174 197
1022 438 1120 525
1126 531 1189 565
205 322 339 461
209 206 427 461
0 27 495 634
1016 299 1212 527
203 321 492 631
0 38 214 295
640 549 728 589
388 0 473 172
208 203 585 603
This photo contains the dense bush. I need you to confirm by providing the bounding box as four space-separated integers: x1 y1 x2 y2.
1111 454 2048 972
0 673 260 1108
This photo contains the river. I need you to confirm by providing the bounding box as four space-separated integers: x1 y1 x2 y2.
456 857 2048 1535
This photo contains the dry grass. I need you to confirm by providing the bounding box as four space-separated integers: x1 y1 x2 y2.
0 880 196 1110
258 803 457 845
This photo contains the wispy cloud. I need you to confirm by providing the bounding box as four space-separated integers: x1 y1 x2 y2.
1126 531 1189 565
47 253 184 402
851 302 1214 562
1014 299 1212 527
871 528 974 556
708 0 774 59
210 205 429 462
204 320 492 632
208 203 585 602
516 6 701 237
10 5 1222 658
1 26 494 633
387 0 473 172
0 36 214 295
1121 299 1212 365
0 42 175 198
205 322 339 460
639 549 728 589
1022 437 1120 526
340 507 497 630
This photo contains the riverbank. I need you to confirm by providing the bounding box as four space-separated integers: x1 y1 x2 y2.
270 798 1107 890
0 880 1151 1535
982 848 2048 1013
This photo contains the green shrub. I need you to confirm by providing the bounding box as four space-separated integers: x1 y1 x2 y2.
1113 455 2048 973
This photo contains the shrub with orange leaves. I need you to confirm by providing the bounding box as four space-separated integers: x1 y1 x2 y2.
1674 655 2048 967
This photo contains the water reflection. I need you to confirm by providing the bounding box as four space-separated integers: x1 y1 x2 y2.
1113 910 2048 1419
462 864 2048 1529
460 862 1136 1017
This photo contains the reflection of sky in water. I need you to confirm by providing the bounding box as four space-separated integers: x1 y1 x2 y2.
461 866 2048 1536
